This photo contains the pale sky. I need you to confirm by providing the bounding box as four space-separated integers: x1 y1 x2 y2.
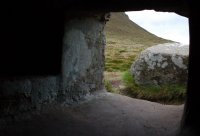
125 10 189 45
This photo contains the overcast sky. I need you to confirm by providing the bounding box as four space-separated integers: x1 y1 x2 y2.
125 10 189 45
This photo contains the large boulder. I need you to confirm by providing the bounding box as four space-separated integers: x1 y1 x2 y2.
131 43 189 86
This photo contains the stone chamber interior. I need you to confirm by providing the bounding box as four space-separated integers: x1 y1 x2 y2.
1 0 200 136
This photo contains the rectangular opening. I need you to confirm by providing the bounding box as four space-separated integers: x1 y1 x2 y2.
104 11 189 104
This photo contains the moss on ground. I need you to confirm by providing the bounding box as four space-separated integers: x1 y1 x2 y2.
121 71 186 104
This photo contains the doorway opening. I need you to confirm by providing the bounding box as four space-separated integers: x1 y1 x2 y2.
104 11 189 105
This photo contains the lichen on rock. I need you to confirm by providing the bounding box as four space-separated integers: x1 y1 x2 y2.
131 43 189 86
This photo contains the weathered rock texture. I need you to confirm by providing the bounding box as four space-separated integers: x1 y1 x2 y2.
131 43 189 86
60 14 106 103
0 13 107 118
0 76 60 118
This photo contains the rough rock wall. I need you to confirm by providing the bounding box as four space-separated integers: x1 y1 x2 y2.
60 14 106 103
0 76 60 118
0 13 107 118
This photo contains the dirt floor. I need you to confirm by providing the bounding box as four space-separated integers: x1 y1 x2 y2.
1 91 184 136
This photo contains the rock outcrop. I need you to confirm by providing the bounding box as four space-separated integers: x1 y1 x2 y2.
131 43 189 86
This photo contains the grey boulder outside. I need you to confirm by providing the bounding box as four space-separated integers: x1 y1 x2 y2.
131 43 189 86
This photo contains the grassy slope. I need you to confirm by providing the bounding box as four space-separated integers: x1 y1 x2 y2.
104 12 173 71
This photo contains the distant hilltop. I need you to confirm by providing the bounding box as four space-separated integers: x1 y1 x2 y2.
105 12 173 46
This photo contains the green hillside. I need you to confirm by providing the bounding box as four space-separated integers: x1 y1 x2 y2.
105 12 173 71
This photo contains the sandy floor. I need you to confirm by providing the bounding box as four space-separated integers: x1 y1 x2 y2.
1 91 184 136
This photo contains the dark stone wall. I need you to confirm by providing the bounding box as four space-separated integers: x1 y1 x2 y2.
0 9 64 76
0 76 60 118
59 13 106 103
0 12 107 118
179 1 200 135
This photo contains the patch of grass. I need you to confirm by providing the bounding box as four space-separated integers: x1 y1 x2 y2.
104 79 121 94
104 72 124 93
104 80 115 93
119 49 126 53
121 71 186 104
105 55 137 72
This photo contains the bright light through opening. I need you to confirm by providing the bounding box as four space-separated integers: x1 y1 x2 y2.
125 10 189 45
